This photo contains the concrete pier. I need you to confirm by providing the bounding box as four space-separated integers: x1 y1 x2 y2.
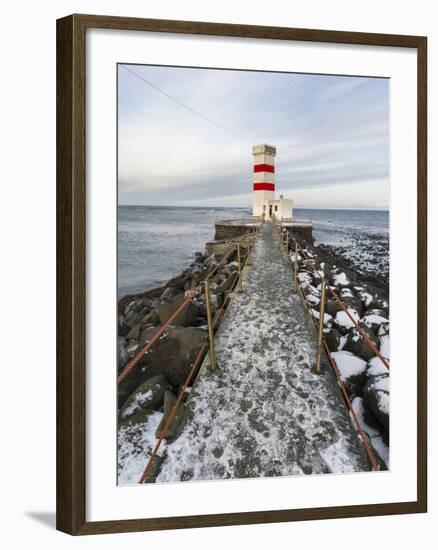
214 217 313 242
157 222 370 482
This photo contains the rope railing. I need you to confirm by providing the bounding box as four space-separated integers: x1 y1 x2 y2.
294 274 380 471
138 224 261 483
118 296 193 384
139 271 243 483
272 219 381 471
117 225 261 385
289 232 389 371
213 231 259 248
139 340 209 483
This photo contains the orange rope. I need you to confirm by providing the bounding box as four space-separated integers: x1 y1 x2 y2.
204 245 235 281
275 221 379 469
118 240 245 385
139 341 209 483
138 269 242 483
138 243 254 483
293 260 379 471
117 297 192 384
291 236 389 370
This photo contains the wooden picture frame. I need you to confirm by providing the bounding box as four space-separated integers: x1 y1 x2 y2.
56 13 427 535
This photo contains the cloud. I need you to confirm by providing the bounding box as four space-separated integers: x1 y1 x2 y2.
118 65 389 208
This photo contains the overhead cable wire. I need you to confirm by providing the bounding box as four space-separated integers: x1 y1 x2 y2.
121 64 250 143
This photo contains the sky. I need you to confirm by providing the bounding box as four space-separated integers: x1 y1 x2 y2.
118 64 389 209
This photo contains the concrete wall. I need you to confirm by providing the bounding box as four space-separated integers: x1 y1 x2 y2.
214 223 254 241
215 221 312 244
205 234 251 256
285 225 314 243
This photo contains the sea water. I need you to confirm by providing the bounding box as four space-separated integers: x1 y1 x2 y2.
118 206 389 297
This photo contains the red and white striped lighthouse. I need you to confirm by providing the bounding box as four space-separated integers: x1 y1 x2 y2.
252 144 276 217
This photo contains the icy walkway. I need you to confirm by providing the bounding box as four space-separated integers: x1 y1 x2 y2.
157 222 370 482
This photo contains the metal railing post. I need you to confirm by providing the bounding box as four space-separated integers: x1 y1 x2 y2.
237 242 243 292
204 280 216 371
316 279 326 373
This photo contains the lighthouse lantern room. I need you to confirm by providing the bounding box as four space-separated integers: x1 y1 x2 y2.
252 144 293 221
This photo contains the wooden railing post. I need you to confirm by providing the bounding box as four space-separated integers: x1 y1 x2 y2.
237 242 243 292
316 279 326 373
294 240 298 291
204 280 216 371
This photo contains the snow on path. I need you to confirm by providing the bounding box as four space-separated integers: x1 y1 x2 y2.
157 222 370 482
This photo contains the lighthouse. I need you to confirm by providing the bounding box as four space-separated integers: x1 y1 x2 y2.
252 144 293 220
252 144 276 215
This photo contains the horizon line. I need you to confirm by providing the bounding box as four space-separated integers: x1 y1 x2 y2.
118 203 389 212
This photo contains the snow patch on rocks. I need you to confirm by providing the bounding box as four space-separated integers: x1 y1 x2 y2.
118 411 164 485
351 397 389 468
332 351 367 382
334 309 360 332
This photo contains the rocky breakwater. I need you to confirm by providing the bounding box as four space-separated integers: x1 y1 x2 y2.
291 238 390 469
117 248 243 483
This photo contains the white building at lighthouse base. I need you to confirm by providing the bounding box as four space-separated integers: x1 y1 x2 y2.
257 195 293 221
